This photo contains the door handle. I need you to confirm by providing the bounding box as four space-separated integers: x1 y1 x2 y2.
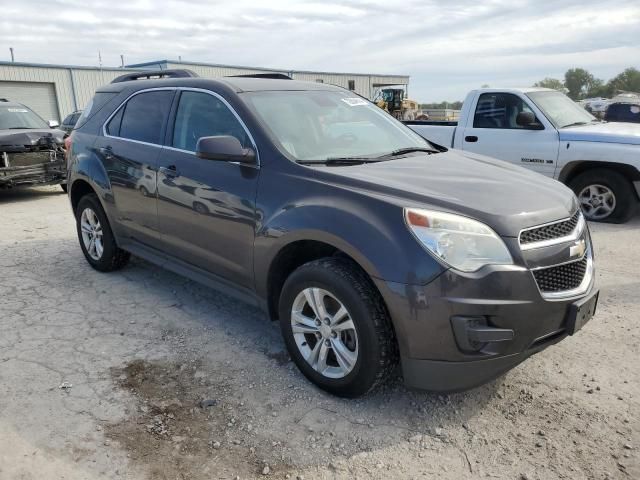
159 165 180 178
465 136 478 143
98 146 114 159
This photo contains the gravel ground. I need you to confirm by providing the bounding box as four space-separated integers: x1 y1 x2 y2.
0 186 638 480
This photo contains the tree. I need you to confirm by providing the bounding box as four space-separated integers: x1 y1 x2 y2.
533 78 565 91
564 68 602 100
607 67 640 94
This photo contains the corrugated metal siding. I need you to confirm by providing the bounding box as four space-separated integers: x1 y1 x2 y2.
165 62 288 78
0 61 409 120
71 69 138 110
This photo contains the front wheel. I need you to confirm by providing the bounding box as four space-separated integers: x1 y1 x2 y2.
570 169 638 223
75 194 130 271
278 258 397 397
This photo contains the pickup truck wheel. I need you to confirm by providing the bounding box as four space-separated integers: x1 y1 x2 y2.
279 257 397 397
570 169 637 223
75 194 130 272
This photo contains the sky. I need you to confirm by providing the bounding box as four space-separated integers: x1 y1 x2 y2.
0 0 639 102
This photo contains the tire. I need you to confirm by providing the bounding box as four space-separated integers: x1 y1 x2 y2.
278 257 397 397
75 193 130 272
569 169 638 223
60 183 68 193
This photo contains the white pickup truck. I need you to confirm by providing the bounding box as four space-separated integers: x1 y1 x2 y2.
405 88 640 222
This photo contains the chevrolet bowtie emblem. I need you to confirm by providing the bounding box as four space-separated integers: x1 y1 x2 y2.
569 239 586 259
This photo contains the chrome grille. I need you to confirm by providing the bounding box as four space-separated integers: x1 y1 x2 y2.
533 256 588 293
520 210 580 245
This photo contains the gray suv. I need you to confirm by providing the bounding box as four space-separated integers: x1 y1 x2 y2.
66 70 599 397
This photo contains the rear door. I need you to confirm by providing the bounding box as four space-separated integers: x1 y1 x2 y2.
156 89 260 289
94 89 175 247
460 92 559 176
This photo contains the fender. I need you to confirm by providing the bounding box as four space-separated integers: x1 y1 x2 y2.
253 192 446 302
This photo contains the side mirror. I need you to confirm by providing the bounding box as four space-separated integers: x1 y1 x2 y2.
516 111 544 130
49 120 60 128
196 135 256 164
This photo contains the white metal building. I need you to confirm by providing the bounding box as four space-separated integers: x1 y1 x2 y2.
0 59 409 123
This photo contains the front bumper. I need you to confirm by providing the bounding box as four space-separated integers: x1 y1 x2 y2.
374 261 598 392
0 160 66 188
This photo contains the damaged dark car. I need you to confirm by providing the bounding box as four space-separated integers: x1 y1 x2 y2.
0 100 67 191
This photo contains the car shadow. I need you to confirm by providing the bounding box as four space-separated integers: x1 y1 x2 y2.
0 186 65 204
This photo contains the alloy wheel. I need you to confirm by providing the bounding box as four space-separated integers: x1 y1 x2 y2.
80 207 104 260
578 184 616 221
290 287 359 379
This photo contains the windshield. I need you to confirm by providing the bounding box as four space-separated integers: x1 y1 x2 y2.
0 105 49 129
241 90 431 161
526 91 596 128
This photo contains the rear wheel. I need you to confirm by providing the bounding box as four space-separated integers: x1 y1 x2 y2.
75 194 130 271
279 258 397 397
569 169 637 223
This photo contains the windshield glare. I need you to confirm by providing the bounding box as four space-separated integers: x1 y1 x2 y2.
242 91 430 161
526 91 596 128
0 105 48 129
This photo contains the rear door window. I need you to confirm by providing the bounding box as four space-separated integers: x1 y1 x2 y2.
171 91 249 152
114 90 174 144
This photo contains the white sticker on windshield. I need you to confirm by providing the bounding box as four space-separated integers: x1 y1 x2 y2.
341 97 368 106
7 108 28 113
631 106 640 114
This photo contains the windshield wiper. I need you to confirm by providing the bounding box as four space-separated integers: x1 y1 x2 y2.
297 157 381 166
385 147 440 157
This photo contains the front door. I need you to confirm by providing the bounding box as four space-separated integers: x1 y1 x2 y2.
156 89 260 289
461 92 559 177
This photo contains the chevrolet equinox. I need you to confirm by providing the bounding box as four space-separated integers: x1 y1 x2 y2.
66 70 599 397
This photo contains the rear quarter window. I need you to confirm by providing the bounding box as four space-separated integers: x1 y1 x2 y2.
75 92 117 129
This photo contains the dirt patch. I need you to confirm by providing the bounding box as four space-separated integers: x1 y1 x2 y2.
107 359 292 479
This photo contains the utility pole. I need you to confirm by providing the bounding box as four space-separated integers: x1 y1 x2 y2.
120 55 125 68
98 51 102 69
9 47 14 62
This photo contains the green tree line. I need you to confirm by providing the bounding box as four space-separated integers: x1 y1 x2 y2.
534 67 640 100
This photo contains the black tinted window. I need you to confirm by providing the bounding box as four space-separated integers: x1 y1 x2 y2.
605 104 640 122
118 91 173 144
106 107 124 136
474 93 535 129
172 91 249 152
75 92 117 130
62 114 74 125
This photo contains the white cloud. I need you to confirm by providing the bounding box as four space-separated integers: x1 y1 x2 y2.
0 0 638 101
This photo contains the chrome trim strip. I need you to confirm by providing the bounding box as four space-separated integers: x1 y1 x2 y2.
532 245 594 301
519 211 584 251
101 86 260 167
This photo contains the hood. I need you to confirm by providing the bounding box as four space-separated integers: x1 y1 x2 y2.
315 150 577 237
558 122 640 145
0 128 65 152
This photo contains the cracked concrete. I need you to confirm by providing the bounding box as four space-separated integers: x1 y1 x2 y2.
0 186 638 480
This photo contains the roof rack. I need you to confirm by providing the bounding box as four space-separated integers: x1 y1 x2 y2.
226 73 292 80
111 69 199 84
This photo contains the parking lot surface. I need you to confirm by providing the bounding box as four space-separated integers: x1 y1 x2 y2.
1 186 638 480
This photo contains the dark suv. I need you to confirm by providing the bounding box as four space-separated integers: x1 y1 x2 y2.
67 70 598 397
604 102 640 123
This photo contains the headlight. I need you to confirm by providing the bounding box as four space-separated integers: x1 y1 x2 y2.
404 208 513 272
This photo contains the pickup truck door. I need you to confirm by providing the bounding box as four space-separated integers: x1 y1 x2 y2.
459 92 559 177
